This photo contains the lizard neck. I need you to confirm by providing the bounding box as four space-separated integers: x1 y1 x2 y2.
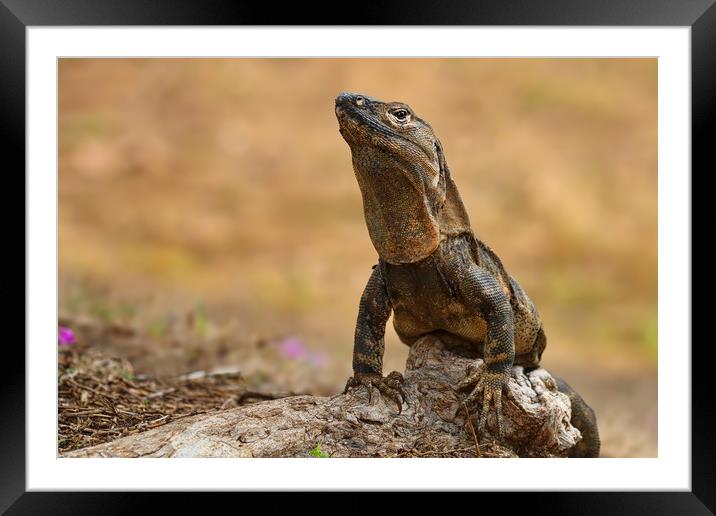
379 232 476 267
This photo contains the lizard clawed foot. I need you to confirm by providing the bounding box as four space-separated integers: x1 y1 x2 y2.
456 364 508 438
344 371 406 414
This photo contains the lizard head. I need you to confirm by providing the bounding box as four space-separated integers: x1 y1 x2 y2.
335 92 471 264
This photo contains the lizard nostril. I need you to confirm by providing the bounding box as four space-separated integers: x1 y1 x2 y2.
355 96 365 106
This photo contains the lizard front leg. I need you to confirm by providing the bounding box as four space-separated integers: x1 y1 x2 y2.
449 260 515 437
344 264 406 412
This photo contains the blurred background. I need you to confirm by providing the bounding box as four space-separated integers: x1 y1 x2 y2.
58 58 657 457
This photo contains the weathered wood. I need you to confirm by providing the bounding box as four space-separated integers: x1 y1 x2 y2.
64 335 581 458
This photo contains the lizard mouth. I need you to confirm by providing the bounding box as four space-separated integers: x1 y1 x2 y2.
336 98 413 151
336 108 437 169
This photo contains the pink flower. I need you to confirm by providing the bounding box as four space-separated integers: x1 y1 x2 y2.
58 326 76 346
278 336 307 359
277 336 328 368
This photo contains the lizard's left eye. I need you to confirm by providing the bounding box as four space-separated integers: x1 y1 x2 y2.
393 109 410 122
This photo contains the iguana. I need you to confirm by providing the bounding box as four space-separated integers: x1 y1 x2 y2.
335 92 600 458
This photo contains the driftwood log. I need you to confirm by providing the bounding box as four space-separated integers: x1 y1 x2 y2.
64 335 581 458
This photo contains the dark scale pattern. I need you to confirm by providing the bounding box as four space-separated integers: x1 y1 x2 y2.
445 249 516 372
336 92 600 455
344 265 406 412
352 265 391 374
445 251 515 436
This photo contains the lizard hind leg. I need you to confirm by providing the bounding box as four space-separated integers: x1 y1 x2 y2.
521 326 547 370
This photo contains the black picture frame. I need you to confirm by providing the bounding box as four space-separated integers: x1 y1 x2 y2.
4 0 713 512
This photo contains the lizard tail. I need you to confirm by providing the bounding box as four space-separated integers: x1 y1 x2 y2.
554 376 601 458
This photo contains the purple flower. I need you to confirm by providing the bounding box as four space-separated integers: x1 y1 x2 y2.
58 326 76 346
278 336 307 359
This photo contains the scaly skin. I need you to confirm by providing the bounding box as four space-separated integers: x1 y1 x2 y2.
335 92 599 455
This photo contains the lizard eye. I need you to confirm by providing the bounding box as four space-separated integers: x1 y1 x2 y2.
392 109 410 122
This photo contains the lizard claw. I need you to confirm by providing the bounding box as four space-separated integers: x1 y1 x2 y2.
344 371 406 413
457 364 508 438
